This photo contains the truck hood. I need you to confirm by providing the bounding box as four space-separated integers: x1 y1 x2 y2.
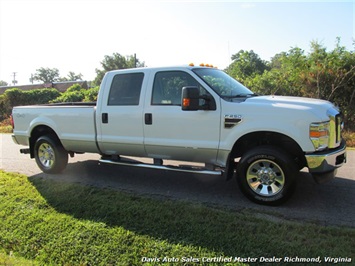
243 95 336 119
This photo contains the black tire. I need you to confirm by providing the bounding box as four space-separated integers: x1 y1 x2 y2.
34 135 68 174
236 146 298 206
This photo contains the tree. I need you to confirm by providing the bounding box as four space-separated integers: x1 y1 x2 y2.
305 40 355 101
0 80 8 86
226 50 269 85
226 39 355 129
93 53 145 85
304 40 355 127
68 71 83 81
59 71 83 82
267 47 307 96
32 67 60 83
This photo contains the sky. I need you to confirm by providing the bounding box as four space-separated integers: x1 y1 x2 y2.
0 0 354 85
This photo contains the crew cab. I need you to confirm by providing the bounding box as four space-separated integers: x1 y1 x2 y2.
11 65 347 205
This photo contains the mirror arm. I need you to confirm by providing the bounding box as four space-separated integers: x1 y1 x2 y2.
199 94 216 110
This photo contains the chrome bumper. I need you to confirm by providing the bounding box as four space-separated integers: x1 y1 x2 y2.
11 134 29 146
305 140 347 183
11 134 20 145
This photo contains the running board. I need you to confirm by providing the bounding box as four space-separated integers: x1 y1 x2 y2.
99 159 223 176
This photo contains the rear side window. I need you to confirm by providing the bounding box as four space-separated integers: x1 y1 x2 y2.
108 73 144 105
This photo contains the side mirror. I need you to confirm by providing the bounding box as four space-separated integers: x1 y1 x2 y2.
181 86 199 111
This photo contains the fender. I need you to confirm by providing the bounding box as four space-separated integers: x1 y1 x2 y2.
29 116 59 138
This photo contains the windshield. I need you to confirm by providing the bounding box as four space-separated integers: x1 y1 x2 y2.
192 68 254 98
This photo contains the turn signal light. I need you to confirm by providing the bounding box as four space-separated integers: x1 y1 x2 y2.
182 98 190 107
310 130 328 138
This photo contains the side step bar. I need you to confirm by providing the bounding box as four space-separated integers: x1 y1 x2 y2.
99 158 223 176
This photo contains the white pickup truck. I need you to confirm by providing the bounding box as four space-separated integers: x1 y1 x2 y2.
11 65 347 205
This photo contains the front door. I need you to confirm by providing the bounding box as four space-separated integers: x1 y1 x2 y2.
143 70 221 164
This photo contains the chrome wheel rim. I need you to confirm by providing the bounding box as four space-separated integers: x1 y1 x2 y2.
38 143 55 169
246 159 285 197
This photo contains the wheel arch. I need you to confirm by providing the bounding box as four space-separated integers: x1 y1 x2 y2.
29 125 62 158
225 131 306 180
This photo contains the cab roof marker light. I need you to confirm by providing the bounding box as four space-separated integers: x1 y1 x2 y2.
189 63 217 68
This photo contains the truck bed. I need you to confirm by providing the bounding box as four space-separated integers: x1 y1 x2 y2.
41 102 97 106
12 103 99 153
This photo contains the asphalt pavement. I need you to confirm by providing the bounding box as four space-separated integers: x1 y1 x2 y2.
1 133 354 227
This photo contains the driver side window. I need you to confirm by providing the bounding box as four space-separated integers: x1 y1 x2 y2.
152 71 208 106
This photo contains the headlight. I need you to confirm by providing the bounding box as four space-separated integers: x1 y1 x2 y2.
310 121 329 151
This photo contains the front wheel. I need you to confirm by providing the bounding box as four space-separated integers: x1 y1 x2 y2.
34 135 68 174
236 146 298 206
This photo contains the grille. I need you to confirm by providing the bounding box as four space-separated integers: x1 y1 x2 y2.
327 109 342 148
335 113 343 144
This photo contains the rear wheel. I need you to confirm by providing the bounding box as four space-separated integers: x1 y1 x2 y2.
34 135 68 174
236 146 298 205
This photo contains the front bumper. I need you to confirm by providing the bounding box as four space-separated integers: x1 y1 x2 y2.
305 140 347 183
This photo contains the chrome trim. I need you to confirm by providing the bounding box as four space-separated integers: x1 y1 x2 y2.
224 114 242 128
38 142 55 169
99 159 223 175
327 108 342 149
11 134 19 145
309 121 329 151
11 134 29 146
305 140 346 173
246 159 285 197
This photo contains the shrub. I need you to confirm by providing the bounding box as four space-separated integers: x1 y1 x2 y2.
51 90 85 103
0 116 13 133
0 88 61 120
66 83 82 93
83 86 99 102
50 85 99 103
50 84 88 103
2 88 26 108
24 88 61 104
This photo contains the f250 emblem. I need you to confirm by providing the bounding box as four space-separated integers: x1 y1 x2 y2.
224 114 242 128
16 113 25 118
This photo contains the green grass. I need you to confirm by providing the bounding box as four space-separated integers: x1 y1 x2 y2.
0 170 354 265
0 251 38 266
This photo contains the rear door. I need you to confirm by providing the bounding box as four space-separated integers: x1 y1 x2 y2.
97 70 147 156
143 70 221 163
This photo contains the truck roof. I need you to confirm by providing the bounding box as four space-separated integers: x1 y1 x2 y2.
106 65 219 74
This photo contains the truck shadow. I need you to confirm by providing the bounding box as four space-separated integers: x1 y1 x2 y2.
28 159 355 256
28 160 244 256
